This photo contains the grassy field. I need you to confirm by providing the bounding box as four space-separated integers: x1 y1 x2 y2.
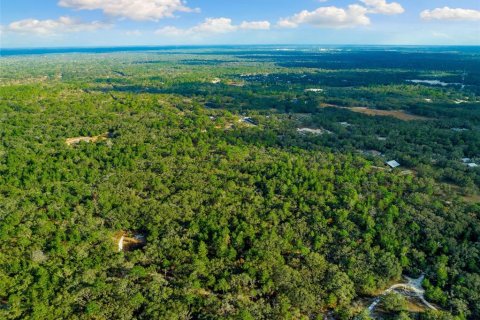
347 107 432 121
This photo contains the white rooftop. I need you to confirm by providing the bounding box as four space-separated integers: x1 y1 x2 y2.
304 88 324 93
297 128 324 135
386 160 400 168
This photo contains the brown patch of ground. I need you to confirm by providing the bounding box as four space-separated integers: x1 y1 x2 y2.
214 122 234 130
348 107 432 121
462 193 480 204
406 298 429 313
443 183 480 204
226 81 245 87
65 133 109 146
114 232 146 252
321 104 432 121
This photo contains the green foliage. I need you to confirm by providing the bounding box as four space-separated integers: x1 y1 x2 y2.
0 48 479 319
381 292 408 313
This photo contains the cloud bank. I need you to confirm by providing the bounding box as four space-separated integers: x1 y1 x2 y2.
277 0 404 29
421 7 480 21
58 0 198 21
6 16 108 35
156 18 271 36
278 5 371 28
361 0 404 15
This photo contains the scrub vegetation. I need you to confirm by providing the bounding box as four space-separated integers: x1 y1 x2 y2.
1 46 479 319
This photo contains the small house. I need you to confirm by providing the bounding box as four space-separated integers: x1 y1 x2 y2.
386 160 401 169
239 117 257 126
297 128 324 135
304 88 324 93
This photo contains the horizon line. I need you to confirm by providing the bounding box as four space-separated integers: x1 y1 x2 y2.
2 44 480 51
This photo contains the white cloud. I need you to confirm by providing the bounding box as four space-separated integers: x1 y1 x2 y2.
6 16 108 35
360 0 404 15
277 5 370 29
191 18 237 34
277 19 298 29
421 7 480 21
58 0 198 21
240 21 271 30
156 18 271 36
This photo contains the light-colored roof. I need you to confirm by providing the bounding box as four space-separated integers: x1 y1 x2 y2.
304 88 324 93
297 128 324 135
239 117 257 126
386 160 400 168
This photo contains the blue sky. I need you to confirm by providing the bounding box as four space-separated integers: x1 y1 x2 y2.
1 0 479 47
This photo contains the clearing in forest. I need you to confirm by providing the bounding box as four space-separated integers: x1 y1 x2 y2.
445 183 480 204
65 133 109 146
321 104 432 121
348 107 432 121
114 232 146 252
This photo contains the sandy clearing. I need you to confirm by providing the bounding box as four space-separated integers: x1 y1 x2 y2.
65 133 109 146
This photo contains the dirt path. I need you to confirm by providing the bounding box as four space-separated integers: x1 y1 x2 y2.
368 275 437 315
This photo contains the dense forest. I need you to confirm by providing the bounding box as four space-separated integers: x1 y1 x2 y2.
0 46 479 319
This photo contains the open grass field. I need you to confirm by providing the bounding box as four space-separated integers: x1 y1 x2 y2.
347 107 432 121
321 104 432 121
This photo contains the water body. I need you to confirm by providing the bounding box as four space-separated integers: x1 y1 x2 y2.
1 45 479 57
0 46 228 57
